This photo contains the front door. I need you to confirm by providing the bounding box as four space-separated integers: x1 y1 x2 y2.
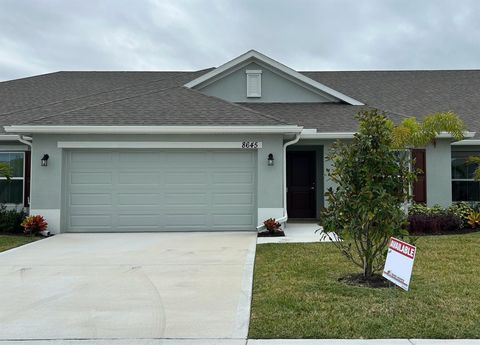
287 151 316 218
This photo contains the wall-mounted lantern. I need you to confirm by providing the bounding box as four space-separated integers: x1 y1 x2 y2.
41 154 49 167
267 153 274 166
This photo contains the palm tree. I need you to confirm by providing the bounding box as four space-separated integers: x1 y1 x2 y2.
0 163 11 180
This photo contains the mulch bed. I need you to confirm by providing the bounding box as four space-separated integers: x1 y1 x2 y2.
338 273 392 289
409 228 480 236
257 230 285 237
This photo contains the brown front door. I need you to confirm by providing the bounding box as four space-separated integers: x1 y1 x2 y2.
287 151 316 218
412 149 426 203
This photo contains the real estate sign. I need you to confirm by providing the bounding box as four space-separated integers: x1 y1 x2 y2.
382 237 416 291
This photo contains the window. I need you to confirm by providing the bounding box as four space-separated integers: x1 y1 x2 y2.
0 152 24 204
452 151 480 201
246 70 262 97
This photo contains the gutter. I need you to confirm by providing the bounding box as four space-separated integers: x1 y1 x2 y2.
17 135 33 147
300 131 476 140
256 132 301 231
3 125 303 135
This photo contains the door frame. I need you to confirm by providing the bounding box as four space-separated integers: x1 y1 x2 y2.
286 146 324 219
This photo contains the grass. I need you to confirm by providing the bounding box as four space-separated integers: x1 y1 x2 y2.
0 234 39 253
249 233 480 339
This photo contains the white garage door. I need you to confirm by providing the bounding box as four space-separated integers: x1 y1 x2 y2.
64 150 256 232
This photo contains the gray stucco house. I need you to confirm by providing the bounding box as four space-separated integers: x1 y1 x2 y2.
1 50 479 234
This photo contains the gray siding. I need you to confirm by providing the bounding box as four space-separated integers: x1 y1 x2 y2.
198 62 335 103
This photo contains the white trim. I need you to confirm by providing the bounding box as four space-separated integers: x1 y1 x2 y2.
453 139 480 146
301 132 355 139
300 131 476 140
4 125 302 134
184 50 364 105
57 141 264 149
437 131 476 139
0 145 29 151
0 135 22 141
246 69 262 74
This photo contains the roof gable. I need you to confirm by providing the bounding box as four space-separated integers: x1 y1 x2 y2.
185 50 364 105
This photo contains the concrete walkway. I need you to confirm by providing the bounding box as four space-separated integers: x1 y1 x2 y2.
0 232 256 341
257 222 338 244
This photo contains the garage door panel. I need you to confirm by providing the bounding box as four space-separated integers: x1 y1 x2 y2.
70 215 112 227
117 214 160 227
165 193 208 206
213 214 254 226
70 152 113 164
213 193 254 205
65 150 256 232
165 172 209 186
70 172 113 185
117 193 161 205
212 152 255 166
117 172 160 185
70 193 112 206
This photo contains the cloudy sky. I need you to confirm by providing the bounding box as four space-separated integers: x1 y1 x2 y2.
1 0 479 81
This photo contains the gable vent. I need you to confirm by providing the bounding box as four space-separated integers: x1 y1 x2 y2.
246 70 262 98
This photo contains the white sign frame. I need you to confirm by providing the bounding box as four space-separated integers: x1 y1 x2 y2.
382 237 416 291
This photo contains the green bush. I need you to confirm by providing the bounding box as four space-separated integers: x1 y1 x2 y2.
409 203 447 216
409 202 474 229
0 204 28 234
448 202 474 227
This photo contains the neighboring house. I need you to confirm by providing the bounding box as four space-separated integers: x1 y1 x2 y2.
0 50 479 233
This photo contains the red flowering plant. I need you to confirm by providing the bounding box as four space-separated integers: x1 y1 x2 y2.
21 215 48 236
259 218 284 237
263 218 281 233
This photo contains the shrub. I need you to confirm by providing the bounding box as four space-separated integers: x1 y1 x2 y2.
21 215 48 236
0 204 28 234
448 202 474 227
467 212 480 229
408 213 463 234
408 203 430 216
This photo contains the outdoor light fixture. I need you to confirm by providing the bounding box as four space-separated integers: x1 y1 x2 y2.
41 154 49 167
267 153 274 166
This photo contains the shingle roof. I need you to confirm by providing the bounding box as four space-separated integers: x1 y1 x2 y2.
240 103 407 133
300 70 480 137
1 68 480 137
0 69 288 130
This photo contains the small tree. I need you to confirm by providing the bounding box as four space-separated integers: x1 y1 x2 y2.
322 109 415 279
391 111 465 149
322 109 466 280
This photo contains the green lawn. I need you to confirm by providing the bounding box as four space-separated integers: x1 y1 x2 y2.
249 233 480 339
0 235 38 253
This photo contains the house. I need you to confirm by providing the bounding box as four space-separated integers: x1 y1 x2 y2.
0 50 479 234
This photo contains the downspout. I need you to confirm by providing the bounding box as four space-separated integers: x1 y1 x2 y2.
280 132 301 224
256 132 301 231
16 135 33 209
17 135 32 147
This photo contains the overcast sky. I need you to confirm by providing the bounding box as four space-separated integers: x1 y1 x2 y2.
1 0 479 81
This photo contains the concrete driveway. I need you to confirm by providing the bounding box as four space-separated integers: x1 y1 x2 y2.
0 232 256 342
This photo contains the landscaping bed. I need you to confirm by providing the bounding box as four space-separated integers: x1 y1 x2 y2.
249 233 480 339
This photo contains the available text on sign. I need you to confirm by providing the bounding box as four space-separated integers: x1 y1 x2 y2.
382 237 416 291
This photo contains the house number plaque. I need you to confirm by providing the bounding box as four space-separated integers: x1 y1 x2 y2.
241 141 261 149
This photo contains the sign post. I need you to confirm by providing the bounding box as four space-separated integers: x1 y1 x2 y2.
382 237 416 291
